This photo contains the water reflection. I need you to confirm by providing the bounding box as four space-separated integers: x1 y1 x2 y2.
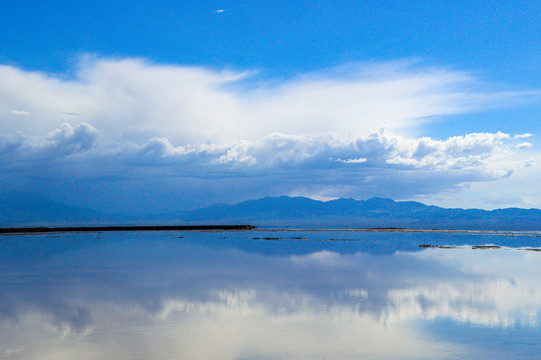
1 231 541 359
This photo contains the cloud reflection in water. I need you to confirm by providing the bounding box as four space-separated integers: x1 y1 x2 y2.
1 232 540 359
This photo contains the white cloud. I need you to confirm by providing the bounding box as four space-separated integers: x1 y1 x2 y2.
0 122 98 162
524 158 537 167
10 109 30 116
1 237 540 359
0 122 532 211
0 132 25 156
0 57 538 211
215 9 225 13
6 124 511 175
336 157 368 164
516 142 533 149
514 133 533 139
41 122 98 155
0 58 526 144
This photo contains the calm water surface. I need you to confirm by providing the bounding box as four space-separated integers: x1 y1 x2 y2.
1 229 541 359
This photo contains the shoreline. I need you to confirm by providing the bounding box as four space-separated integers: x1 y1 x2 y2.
1 225 541 235
253 227 541 234
0 224 255 234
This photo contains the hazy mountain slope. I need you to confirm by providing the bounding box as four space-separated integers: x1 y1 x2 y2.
0 192 111 226
3 193 541 230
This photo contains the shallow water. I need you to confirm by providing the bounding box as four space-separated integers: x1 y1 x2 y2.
1 230 541 359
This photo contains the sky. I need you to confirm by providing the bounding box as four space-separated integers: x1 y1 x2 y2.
0 0 540 214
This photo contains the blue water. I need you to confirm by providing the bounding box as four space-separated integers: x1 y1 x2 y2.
1 230 540 359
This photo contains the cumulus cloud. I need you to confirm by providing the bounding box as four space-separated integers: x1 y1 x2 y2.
115 128 516 175
0 121 531 212
0 132 25 156
0 57 537 211
0 122 98 162
2 124 504 176
40 122 99 156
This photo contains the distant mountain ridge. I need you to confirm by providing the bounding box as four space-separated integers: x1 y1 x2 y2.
183 196 541 230
2 193 541 230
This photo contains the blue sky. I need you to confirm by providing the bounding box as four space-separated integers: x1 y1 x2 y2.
0 0 540 213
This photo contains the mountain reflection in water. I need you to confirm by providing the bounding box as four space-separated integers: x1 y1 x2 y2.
1 230 541 359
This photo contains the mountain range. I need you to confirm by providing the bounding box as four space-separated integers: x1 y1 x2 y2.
2 192 541 230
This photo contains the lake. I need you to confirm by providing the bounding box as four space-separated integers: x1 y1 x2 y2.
1 229 541 359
